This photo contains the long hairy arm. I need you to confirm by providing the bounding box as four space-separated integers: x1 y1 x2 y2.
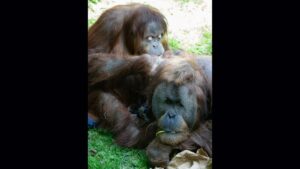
88 53 153 87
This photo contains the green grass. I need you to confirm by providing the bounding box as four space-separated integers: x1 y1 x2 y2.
88 19 96 28
89 0 101 4
88 129 149 169
169 38 183 51
188 31 212 55
168 31 212 55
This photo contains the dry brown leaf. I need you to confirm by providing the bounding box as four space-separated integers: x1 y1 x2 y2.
166 148 212 169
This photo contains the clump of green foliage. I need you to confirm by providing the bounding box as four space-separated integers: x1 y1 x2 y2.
169 38 182 51
168 32 212 56
188 31 212 55
89 0 101 4
88 19 96 28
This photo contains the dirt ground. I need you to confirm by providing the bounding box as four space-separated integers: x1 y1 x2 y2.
88 0 212 51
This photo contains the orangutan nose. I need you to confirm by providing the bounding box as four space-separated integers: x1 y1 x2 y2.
167 111 176 118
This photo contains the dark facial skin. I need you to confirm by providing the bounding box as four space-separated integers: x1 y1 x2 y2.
141 21 165 56
151 82 198 145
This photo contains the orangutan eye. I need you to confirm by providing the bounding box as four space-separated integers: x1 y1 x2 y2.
158 34 162 40
147 36 153 41
176 101 183 107
165 98 172 104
